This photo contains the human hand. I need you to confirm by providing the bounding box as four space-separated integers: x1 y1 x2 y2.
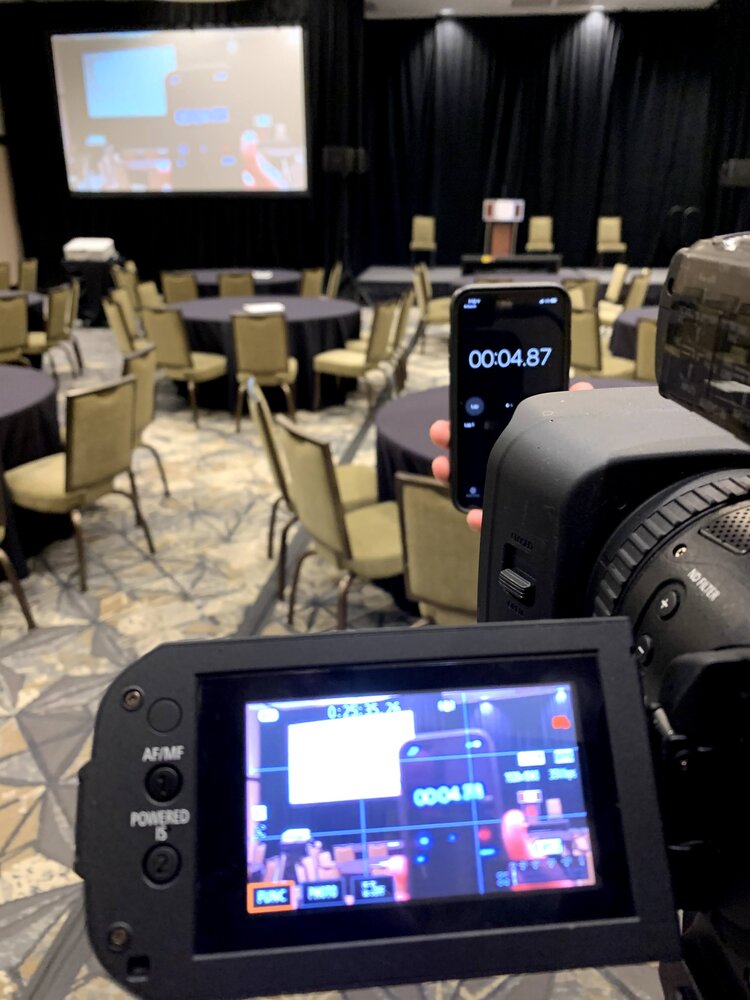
430 382 595 532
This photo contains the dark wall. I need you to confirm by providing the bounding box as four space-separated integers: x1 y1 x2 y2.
0 0 363 284
361 0 750 267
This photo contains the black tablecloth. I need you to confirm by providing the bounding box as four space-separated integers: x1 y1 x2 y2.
0 290 45 331
610 307 659 359
0 366 67 578
61 258 118 326
186 268 301 297
172 295 360 411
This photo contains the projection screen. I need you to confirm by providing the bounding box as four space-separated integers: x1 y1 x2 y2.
51 27 309 194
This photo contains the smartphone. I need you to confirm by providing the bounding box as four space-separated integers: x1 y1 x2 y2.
450 284 571 512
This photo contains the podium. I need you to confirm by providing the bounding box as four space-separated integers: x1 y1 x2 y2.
482 198 525 256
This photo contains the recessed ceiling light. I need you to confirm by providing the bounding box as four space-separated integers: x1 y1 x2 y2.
590 4 605 9
439 7 456 15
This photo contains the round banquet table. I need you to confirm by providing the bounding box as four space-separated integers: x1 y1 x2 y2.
610 307 659 360
172 295 360 411
183 268 301 297
0 365 67 579
0 290 46 332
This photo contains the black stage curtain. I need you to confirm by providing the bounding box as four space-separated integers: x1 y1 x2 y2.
362 1 750 267
0 0 363 285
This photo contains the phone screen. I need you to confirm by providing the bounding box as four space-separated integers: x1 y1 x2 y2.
450 285 570 510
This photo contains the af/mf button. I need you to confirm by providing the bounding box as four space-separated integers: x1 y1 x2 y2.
146 765 182 803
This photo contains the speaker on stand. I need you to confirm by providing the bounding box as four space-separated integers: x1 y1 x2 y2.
322 145 371 305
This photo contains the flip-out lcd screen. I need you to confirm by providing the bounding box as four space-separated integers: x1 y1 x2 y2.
244 682 596 915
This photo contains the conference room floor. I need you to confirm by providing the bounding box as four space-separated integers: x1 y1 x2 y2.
0 317 663 999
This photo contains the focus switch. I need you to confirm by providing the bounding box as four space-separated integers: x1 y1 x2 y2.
655 588 681 620
497 568 535 605
147 698 182 733
143 845 181 885
146 765 182 803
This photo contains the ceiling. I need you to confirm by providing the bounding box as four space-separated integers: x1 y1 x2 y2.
366 0 714 18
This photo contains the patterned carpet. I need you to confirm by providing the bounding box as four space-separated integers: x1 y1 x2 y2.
0 318 664 998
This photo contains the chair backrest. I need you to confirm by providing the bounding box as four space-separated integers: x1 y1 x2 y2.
597 216 623 245
365 300 399 366
411 215 436 249
232 311 289 376
136 281 165 309
247 381 292 506
0 262 10 290
412 267 428 318
66 277 80 332
141 308 193 369
219 272 255 297
46 286 72 345
528 216 553 244
161 271 199 304
604 262 629 304
111 265 139 307
274 415 351 560
391 289 414 353
123 345 158 440
0 295 28 355
623 271 651 311
111 287 141 342
566 285 586 312
65 376 136 493
124 259 139 277
635 318 658 381
325 261 343 299
103 298 134 354
564 278 597 310
18 258 38 292
299 268 325 297
570 310 602 371
396 472 480 622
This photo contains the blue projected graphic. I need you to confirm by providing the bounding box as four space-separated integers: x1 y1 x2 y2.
83 45 177 118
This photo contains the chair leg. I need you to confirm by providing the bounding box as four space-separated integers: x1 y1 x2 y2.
234 383 246 433
336 572 356 631
287 549 315 625
127 471 156 554
71 337 84 374
268 495 284 559
0 548 36 629
277 515 298 599
313 371 321 411
70 509 87 592
141 442 170 498
415 320 425 353
280 382 296 421
187 381 199 426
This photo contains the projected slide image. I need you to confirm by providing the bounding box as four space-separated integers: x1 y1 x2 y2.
244 684 596 916
52 27 308 193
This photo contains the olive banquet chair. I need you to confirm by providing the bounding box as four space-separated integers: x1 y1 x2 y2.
345 290 414 394
4 377 155 593
563 278 598 311
409 215 437 264
218 272 255 297
0 261 10 290
413 263 450 351
122 345 170 498
110 286 143 345
597 262 630 326
525 216 554 253
570 309 636 379
136 281 165 310
566 285 587 312
231 306 298 431
140 307 227 426
24 285 80 376
396 472 480 625
111 264 139 309
634 318 658 382
18 258 38 293
160 271 199 305
103 298 149 355
596 216 628 263
0 493 36 629
248 381 379 596
0 296 31 364
274 415 404 630
299 268 325 297
325 261 343 299
598 269 652 327
312 299 398 411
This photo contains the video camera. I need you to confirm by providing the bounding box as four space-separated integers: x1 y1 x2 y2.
76 235 750 999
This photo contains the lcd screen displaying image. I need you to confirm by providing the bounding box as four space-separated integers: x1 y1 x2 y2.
244 684 596 915
51 27 308 194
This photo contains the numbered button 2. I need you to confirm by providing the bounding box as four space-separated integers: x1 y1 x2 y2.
143 844 181 885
